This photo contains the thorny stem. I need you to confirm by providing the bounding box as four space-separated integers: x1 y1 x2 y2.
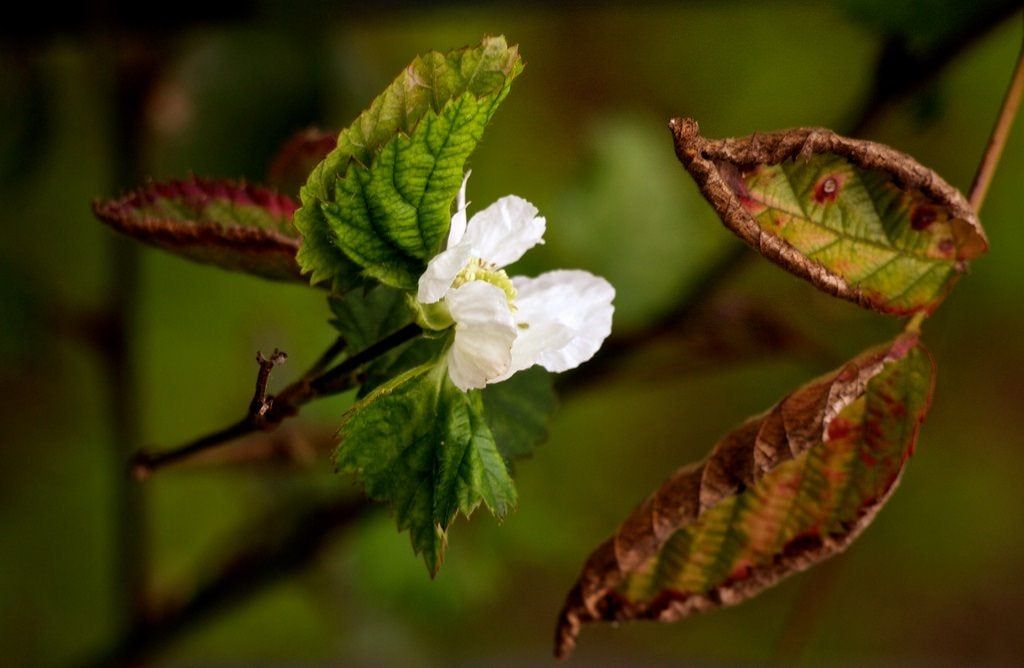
968 22 1024 212
130 325 419 478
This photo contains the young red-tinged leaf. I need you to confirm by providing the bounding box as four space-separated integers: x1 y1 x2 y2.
93 176 303 282
266 128 338 196
554 333 935 658
670 118 987 315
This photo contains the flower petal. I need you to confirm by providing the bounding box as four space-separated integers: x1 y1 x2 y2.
446 281 517 391
505 270 615 376
447 171 472 248
463 195 546 268
417 241 473 304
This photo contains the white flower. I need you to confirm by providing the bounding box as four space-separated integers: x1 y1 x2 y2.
417 174 615 391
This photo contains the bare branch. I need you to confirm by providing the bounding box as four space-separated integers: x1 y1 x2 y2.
131 325 420 478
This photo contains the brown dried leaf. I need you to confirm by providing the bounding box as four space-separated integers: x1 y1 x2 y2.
554 333 935 658
670 118 987 315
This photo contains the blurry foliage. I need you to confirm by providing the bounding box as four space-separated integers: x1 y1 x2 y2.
543 116 727 330
839 0 1020 51
1 2 1023 666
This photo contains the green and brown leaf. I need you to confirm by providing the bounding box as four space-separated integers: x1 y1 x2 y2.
670 118 987 315
554 333 935 658
93 176 303 282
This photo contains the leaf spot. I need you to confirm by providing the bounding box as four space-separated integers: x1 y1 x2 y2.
813 176 841 204
911 205 937 231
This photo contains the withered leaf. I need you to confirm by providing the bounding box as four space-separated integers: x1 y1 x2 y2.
554 333 935 658
670 118 987 315
93 176 304 283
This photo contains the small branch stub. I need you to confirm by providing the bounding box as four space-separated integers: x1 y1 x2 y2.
251 349 288 425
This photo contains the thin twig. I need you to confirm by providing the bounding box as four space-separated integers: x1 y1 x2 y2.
305 336 347 377
130 324 420 477
309 324 420 394
969 20 1024 211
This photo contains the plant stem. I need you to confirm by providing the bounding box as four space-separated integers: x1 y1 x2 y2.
130 325 420 477
309 323 421 394
305 336 347 377
904 311 928 335
969 23 1024 212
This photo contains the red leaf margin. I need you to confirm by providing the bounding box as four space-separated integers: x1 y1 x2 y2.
93 176 304 283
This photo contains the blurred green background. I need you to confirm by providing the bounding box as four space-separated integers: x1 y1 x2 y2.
2 1 1023 665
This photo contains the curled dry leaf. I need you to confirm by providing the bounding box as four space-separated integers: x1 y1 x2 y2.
670 118 987 315
554 333 935 659
266 127 338 196
93 176 304 282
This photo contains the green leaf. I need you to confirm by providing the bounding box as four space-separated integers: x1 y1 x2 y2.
670 118 988 315
481 367 556 464
336 362 516 575
329 285 413 353
555 334 935 658
329 285 441 398
295 36 524 291
357 336 448 399
92 177 304 283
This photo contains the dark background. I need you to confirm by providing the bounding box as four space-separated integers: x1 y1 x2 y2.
1 1 1022 665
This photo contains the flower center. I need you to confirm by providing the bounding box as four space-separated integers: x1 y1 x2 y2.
452 257 517 307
